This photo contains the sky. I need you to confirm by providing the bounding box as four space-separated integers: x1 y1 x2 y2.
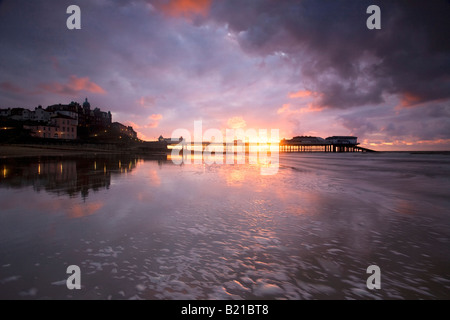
0 0 449 150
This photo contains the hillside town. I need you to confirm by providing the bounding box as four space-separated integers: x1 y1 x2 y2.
0 98 137 141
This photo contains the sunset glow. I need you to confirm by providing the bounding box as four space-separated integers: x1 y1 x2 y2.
0 1 448 151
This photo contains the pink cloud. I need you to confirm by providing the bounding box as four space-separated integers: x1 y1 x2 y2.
0 81 28 94
147 114 163 128
123 121 142 130
157 0 211 18
149 114 163 120
394 91 447 109
277 103 323 115
38 75 106 95
288 90 314 99
277 103 291 114
227 116 246 129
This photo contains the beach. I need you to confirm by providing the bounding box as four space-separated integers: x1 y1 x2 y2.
0 152 449 299
0 144 117 158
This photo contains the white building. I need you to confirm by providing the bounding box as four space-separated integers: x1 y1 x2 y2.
10 108 30 121
25 113 78 139
51 114 78 139
0 108 11 117
30 106 51 122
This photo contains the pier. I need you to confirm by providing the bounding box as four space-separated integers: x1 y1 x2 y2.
279 135 376 153
158 135 376 153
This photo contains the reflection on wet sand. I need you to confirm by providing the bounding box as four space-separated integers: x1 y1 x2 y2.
0 155 168 199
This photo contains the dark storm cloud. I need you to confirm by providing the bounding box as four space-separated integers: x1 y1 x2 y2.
208 0 450 109
340 102 450 142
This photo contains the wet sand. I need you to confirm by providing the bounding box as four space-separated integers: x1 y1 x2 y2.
0 144 120 158
0 152 449 299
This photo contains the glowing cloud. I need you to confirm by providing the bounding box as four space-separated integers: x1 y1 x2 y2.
147 113 163 128
399 92 425 107
39 75 106 95
227 116 246 129
288 90 314 99
157 0 211 18
277 103 323 115
277 104 291 114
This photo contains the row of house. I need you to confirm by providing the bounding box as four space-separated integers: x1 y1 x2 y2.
0 98 136 140
111 122 138 139
0 105 51 122
24 114 78 140
0 106 79 140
